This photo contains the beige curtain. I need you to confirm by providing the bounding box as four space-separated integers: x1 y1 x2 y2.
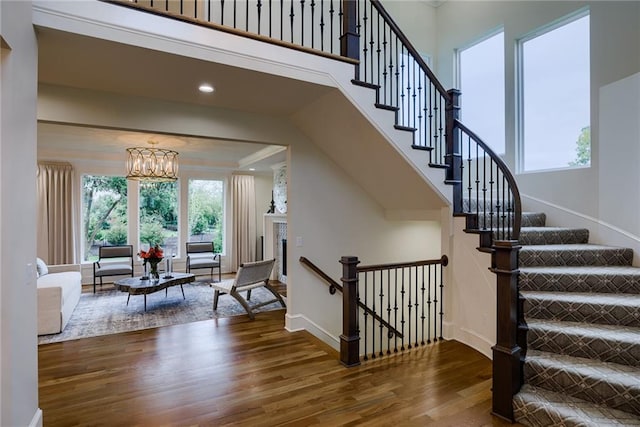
37 161 75 264
231 175 256 271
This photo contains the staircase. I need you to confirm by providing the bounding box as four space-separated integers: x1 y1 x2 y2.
511 212 640 426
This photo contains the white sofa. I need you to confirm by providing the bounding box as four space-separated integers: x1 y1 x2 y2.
37 264 82 335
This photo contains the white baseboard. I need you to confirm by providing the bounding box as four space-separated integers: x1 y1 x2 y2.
451 326 494 360
29 408 43 427
523 194 640 265
285 313 340 351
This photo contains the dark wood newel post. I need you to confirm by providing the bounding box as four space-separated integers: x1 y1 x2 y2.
340 256 361 367
445 88 462 214
340 0 360 76
491 240 522 422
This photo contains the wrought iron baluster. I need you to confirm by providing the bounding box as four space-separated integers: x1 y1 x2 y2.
427 264 432 343
400 267 405 351
257 0 262 34
363 272 369 361
319 0 324 50
420 265 425 345
467 134 472 208
361 1 368 82
414 265 419 347
439 263 444 340
393 268 398 353
378 270 383 357
300 0 305 46
386 268 391 354
289 1 294 43
329 0 334 52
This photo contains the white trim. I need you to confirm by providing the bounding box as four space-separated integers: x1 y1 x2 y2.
522 194 640 244
452 327 493 360
285 313 340 351
29 408 43 427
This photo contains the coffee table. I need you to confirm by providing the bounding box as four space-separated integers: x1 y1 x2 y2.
113 272 196 311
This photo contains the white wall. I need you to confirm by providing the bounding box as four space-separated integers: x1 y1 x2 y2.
382 0 438 62
286 138 442 348
0 1 41 425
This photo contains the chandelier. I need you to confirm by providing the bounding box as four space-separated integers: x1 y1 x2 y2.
126 140 179 182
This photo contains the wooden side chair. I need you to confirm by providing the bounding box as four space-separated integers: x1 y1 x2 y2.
92 244 134 293
185 242 221 283
211 259 285 320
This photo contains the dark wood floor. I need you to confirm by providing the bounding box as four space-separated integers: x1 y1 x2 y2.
39 308 516 426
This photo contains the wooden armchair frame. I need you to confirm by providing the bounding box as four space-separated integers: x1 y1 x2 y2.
211 259 285 320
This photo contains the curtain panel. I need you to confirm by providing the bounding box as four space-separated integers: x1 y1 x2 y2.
231 175 256 271
37 161 75 264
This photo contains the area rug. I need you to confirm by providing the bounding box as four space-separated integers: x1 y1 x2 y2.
38 280 285 345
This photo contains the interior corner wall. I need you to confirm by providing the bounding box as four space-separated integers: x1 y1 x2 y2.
0 1 41 426
381 0 438 61
434 1 640 232
286 135 442 348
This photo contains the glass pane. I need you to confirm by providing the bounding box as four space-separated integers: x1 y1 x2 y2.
522 14 590 171
188 179 224 253
139 181 179 257
81 175 128 262
459 31 505 154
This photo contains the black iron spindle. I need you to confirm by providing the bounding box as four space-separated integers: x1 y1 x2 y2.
386 269 391 354
393 268 398 353
363 271 368 361
257 0 262 34
379 270 383 357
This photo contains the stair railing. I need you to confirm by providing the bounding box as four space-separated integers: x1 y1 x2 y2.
301 255 448 366
299 256 403 340
104 0 523 419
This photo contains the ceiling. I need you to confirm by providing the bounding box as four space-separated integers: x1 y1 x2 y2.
35 27 335 172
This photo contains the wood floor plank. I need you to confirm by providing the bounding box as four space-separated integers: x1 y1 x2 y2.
39 310 519 426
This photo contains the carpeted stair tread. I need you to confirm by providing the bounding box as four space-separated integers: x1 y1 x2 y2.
514 384 640 426
521 291 640 326
520 244 634 267
524 350 640 415
520 266 640 294
469 211 546 228
527 319 640 367
519 227 590 245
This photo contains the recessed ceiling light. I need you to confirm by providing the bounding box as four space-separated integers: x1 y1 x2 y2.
249 168 256 171
199 84 214 93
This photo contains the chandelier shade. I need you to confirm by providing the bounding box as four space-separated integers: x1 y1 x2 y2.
126 145 179 182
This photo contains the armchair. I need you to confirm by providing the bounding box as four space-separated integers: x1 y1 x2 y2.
185 241 221 282
92 245 134 293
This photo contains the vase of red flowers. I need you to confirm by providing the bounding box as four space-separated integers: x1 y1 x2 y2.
139 245 164 282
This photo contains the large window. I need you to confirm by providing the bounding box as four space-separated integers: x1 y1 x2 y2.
188 179 224 253
81 175 128 262
519 12 590 171
139 182 179 256
458 31 505 154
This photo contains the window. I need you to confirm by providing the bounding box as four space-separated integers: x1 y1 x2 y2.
519 12 590 171
81 175 128 262
139 182 179 256
188 179 224 253
458 31 505 154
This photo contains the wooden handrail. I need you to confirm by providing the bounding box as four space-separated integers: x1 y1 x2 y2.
453 119 522 241
358 255 449 273
299 256 403 338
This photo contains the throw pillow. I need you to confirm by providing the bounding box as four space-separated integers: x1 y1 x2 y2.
36 257 49 277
